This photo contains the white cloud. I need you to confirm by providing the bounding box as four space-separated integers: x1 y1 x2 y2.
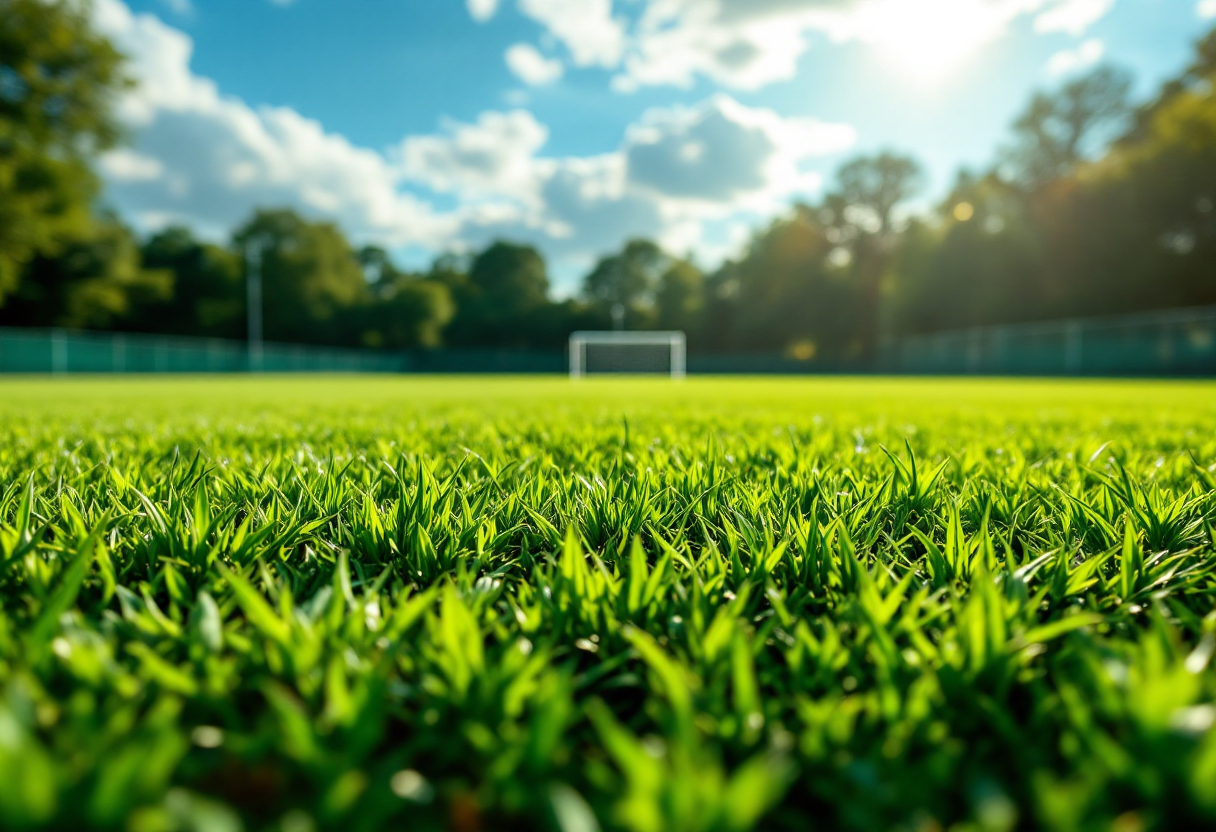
1035 0 1115 34
92 0 854 286
396 96 854 280
505 43 564 85
1047 38 1104 76
624 95 854 206
159 0 192 14
518 0 625 67
92 0 455 245
400 110 550 203
1199 0 1216 19
100 149 164 182
468 0 499 22
488 0 1118 91
615 0 833 91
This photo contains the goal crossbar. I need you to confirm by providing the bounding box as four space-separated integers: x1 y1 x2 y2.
569 330 686 379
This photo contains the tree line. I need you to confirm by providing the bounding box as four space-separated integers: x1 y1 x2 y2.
2 0 1214 358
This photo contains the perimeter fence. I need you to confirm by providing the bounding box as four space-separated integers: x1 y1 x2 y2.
880 305 1216 376
1 305 1213 376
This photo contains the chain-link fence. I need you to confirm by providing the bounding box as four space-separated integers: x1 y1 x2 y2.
3 306 1214 376
0 328 405 374
881 306 1216 376
0 328 575 374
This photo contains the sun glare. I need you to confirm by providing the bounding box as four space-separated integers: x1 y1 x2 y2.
853 0 1008 83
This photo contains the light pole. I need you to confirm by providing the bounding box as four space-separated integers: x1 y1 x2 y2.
246 238 264 372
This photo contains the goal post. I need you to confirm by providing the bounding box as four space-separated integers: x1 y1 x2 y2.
569 331 686 379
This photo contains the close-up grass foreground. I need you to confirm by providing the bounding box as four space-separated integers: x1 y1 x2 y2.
1 376 1215 832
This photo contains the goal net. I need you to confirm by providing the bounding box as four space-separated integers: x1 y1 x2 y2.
569 331 686 378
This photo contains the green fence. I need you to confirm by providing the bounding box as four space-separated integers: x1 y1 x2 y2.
880 306 1216 376
3 305 1214 376
0 328 406 374
0 328 573 374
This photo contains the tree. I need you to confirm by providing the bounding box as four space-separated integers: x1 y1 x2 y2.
0 214 171 329
231 210 369 345
705 206 861 357
444 241 551 347
358 244 407 288
1048 64 1216 315
133 227 243 337
654 259 706 336
834 154 924 237
890 173 1046 333
823 152 924 357
468 241 549 314
1002 66 1132 187
354 245 455 348
581 239 670 328
0 0 128 303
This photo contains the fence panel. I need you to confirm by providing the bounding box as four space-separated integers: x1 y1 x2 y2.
3 307 1214 376
0 328 408 374
883 306 1216 376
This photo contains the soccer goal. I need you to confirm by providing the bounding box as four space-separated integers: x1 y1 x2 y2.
569 331 686 379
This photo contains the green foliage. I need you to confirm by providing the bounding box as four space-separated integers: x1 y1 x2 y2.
0 214 172 329
443 241 553 347
0 376 1214 831
582 240 670 329
135 227 244 339
653 259 705 335
0 0 129 303
1001 66 1133 187
355 245 456 349
232 210 369 345
707 207 861 357
892 54 1216 335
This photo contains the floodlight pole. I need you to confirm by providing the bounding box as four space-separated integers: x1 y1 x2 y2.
569 336 583 379
246 238 264 372
611 303 625 332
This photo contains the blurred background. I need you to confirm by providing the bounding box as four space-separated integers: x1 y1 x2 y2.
1 0 1214 375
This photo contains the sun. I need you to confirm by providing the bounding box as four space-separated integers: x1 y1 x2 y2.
852 0 1009 83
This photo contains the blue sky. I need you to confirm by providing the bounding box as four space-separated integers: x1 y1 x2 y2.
95 0 1216 292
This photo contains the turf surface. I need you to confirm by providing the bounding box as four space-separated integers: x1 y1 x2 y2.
1 376 1215 832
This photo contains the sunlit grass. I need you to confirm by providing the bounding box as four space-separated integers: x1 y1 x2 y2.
1 375 1214 831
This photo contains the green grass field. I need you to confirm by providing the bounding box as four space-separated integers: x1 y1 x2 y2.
1 376 1215 832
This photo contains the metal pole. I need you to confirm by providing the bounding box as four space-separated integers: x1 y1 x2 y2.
672 333 686 380
569 337 582 379
247 239 264 372
611 303 625 332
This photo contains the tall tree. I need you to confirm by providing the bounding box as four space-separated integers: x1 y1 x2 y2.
1001 66 1132 187
354 245 455 348
134 226 243 338
890 172 1045 334
706 206 861 356
445 241 551 347
468 241 549 314
0 214 171 329
1050 60 1216 315
654 259 706 337
824 152 923 357
0 0 128 303
231 210 368 345
581 239 670 329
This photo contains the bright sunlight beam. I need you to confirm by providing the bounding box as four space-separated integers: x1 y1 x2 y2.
847 0 1013 83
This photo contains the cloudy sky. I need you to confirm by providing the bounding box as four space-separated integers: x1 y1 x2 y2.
96 0 1214 291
